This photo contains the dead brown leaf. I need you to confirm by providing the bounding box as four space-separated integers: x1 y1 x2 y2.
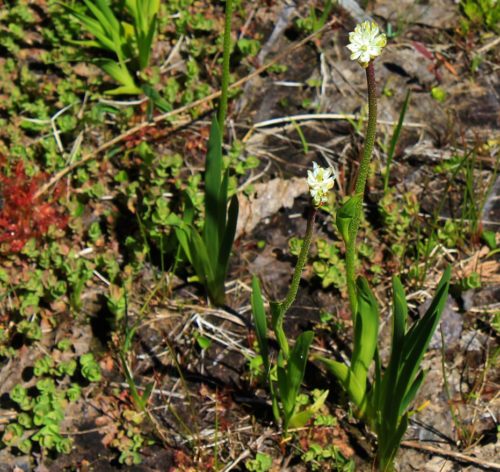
236 177 308 239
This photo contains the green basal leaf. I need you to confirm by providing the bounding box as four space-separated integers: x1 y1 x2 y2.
251 276 270 373
315 356 365 409
91 0 120 31
287 331 313 397
188 230 214 288
391 276 408 353
97 59 139 90
351 277 379 394
203 116 223 265
399 369 425 415
280 331 314 427
377 414 408 472
277 365 292 421
216 193 238 292
397 267 450 403
270 301 289 358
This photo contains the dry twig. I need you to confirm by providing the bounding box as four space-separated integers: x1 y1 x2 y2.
401 440 500 470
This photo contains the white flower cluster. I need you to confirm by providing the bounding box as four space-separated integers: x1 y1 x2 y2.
347 21 387 67
307 162 336 207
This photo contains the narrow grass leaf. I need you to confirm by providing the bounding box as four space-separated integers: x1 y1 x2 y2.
384 89 411 192
124 0 138 18
218 170 229 241
97 59 139 91
189 230 214 288
378 277 409 429
83 0 113 31
64 7 116 52
139 15 157 69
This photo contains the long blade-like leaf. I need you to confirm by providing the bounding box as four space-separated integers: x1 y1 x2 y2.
378 277 409 429
287 331 313 404
394 267 450 414
270 302 288 358
203 116 223 266
83 0 113 30
383 89 411 192
216 193 238 289
280 331 313 425
97 60 140 93
277 365 292 419
93 0 120 31
392 276 408 352
378 414 409 471
399 369 425 416
315 356 364 409
351 277 379 392
251 276 269 374
189 230 214 288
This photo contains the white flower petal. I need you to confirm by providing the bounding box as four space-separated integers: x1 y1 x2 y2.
347 21 387 67
307 162 337 206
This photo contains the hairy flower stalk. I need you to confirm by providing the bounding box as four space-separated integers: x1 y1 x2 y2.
345 22 386 321
281 163 332 313
280 163 335 314
280 207 316 316
218 0 233 128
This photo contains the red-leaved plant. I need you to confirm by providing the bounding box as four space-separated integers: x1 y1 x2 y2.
0 159 68 253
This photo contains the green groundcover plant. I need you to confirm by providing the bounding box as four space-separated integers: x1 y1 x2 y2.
64 0 160 95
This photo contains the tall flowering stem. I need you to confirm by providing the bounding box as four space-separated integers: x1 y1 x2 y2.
346 61 379 320
280 207 317 315
218 0 233 128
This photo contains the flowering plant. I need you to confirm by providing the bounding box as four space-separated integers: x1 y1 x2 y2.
251 162 334 434
347 21 387 67
313 21 451 471
307 162 336 206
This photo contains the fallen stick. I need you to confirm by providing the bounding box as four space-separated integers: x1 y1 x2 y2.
401 440 500 470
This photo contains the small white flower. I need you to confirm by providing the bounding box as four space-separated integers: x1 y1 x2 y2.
307 162 336 206
347 21 387 67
